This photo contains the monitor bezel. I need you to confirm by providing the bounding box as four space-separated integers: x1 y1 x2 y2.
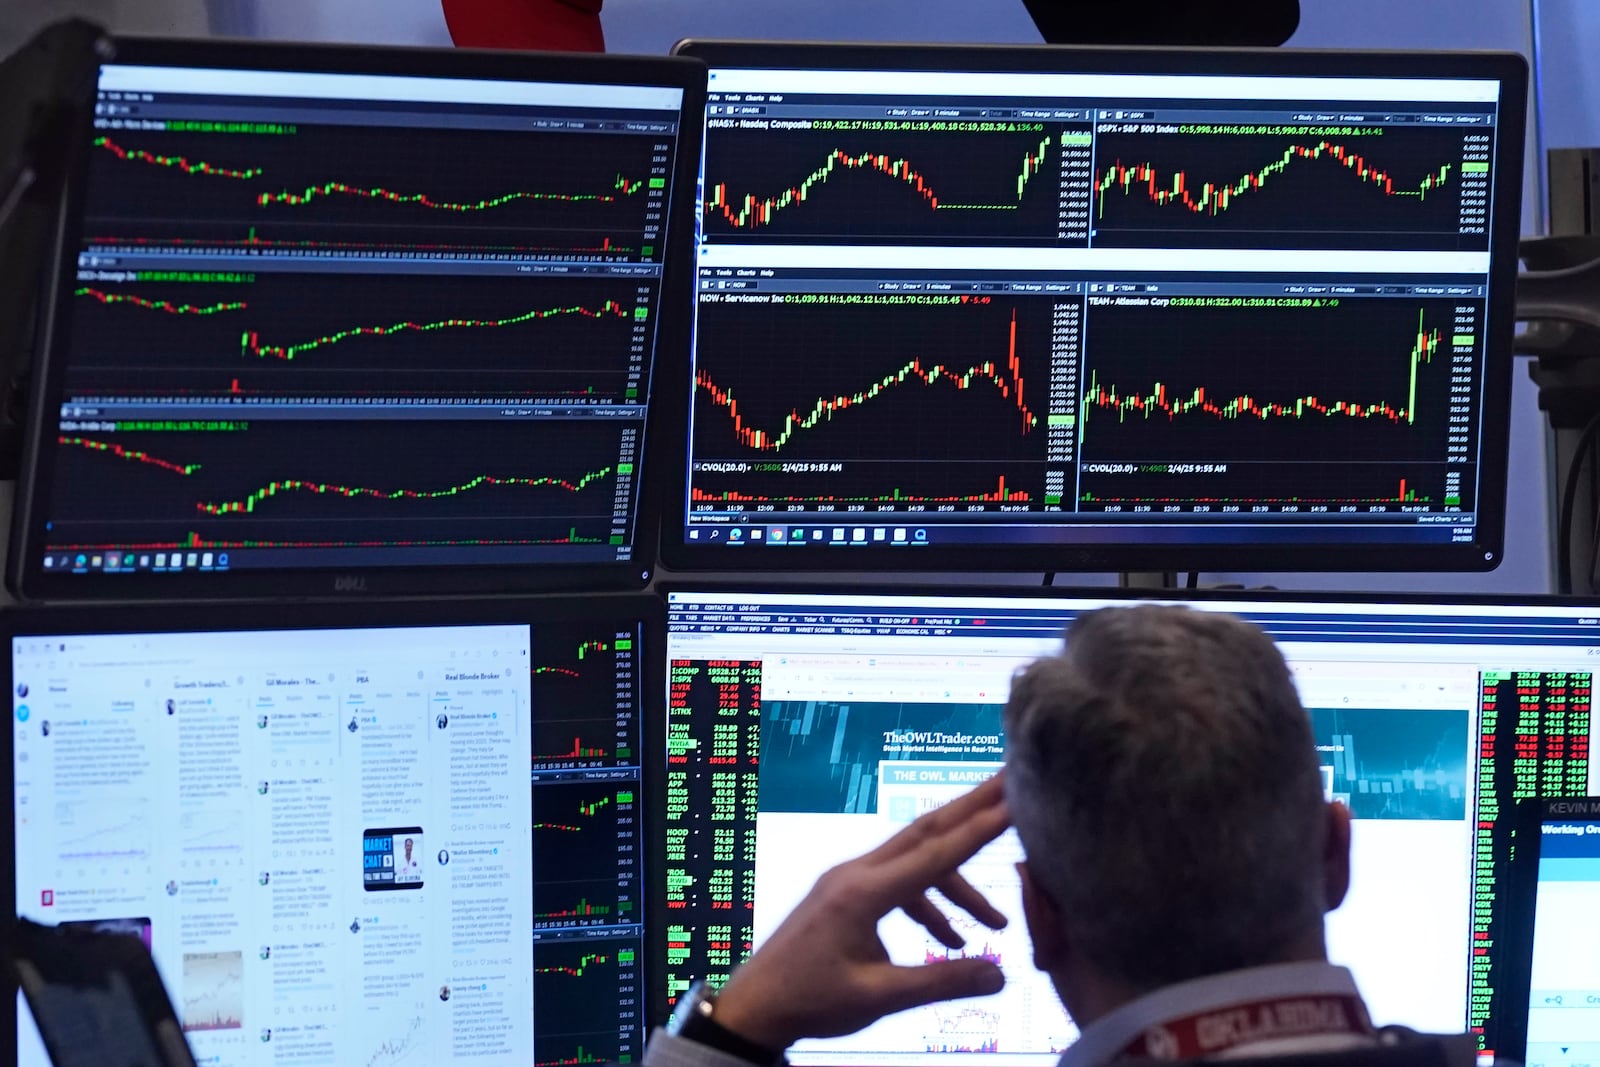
1 592 667 1066
660 40 1529 575
651 581 1600 1033
8 35 707 602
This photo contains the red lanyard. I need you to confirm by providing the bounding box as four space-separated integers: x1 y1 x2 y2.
1118 994 1375 1061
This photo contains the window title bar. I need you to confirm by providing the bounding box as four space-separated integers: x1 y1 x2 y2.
99 64 685 111
706 68 1501 104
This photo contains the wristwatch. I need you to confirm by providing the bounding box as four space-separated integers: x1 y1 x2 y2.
665 981 787 1067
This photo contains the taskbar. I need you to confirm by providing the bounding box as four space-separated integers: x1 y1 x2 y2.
682 516 1478 548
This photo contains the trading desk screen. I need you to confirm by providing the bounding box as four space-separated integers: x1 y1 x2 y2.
1516 803 1600 1067
10 608 648 1067
663 590 1595 1064
18 48 695 596
670 50 1524 571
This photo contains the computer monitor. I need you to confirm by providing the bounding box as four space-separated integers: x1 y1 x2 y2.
660 587 1598 1063
4 595 661 1067
662 42 1527 573
1491 796 1600 1067
9 37 704 599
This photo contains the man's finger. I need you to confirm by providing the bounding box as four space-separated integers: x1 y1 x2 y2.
902 893 964 951
866 774 1007 865
868 959 1006 1020
868 799 1011 904
934 870 1008 931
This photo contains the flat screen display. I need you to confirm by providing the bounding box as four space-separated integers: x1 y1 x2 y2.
8 598 655 1067
13 39 703 598
666 44 1526 572
662 588 1596 1064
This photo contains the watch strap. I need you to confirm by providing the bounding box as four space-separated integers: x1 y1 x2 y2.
667 982 786 1067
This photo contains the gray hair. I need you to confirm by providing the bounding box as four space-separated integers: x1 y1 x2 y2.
1003 604 1328 990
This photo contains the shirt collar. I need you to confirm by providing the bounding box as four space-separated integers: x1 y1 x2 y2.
1059 961 1364 1067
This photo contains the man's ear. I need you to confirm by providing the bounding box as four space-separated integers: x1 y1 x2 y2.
1018 860 1065 972
1324 801 1352 912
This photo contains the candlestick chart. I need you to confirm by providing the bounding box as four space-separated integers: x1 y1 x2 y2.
1075 297 1483 510
690 295 1053 508
533 940 640 1065
1090 125 1481 250
531 628 639 773
43 419 636 555
531 781 639 888
83 125 669 257
62 271 649 399
65 274 651 401
701 125 1068 244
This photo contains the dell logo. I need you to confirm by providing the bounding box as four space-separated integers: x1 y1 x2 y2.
332 575 369 593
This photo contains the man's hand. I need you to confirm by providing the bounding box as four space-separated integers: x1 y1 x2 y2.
711 774 1012 1051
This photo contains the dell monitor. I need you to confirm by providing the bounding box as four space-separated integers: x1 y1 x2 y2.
9 37 704 599
664 43 1527 573
661 587 1597 1061
6 595 660 1067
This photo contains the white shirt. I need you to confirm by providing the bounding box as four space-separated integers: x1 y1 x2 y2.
1061 961 1375 1067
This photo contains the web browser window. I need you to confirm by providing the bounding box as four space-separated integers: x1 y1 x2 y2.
663 591 1596 1064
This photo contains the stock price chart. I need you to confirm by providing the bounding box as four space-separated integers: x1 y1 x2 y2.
529 619 643 1064
701 122 1090 245
531 781 640 934
690 294 1055 508
1075 296 1482 512
1090 123 1490 251
85 125 670 260
532 632 639 772
67 272 654 400
532 941 642 1067
45 419 639 555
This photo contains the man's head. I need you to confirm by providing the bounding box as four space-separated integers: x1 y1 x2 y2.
404 838 414 859
1003 605 1348 1012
